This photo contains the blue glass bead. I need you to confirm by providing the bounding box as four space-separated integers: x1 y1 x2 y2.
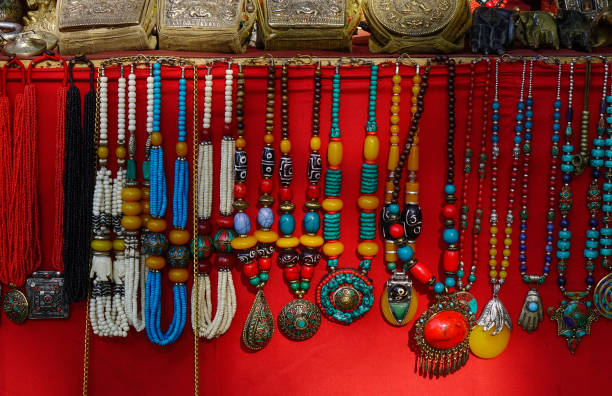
521 223 528 230
586 276 595 285
397 245 414 262
445 277 456 288
547 223 555 232
545 244 553 253
526 98 534 106
514 135 522 144
492 135 499 143
444 184 456 194
520 265 527 272
257 207 274 228
592 169 602 179
388 203 400 214
543 266 551 274
443 228 459 244
492 101 500 110
520 243 527 251
545 255 552 263
546 235 554 243
516 113 525 122
525 133 532 140
528 302 538 312
492 113 500 121
561 218 570 228
456 269 465 278
492 124 499 132
552 131 560 140
518 102 525 110
279 214 296 235
303 212 320 233
557 277 566 286
434 282 445 294
468 274 476 282
554 100 562 108
526 109 534 118
519 254 527 262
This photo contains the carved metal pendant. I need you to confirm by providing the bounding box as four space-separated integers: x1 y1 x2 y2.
594 272 612 319
316 268 374 325
242 289 274 351
414 293 476 377
381 272 414 326
266 0 346 28
548 299 599 353
58 0 146 30
26 271 70 320
277 299 321 341
517 289 543 333
476 287 512 335
370 0 460 37
2 288 29 324
163 0 243 28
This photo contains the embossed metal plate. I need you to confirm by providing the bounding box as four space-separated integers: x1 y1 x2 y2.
3 288 28 324
164 0 243 28
370 0 458 37
26 271 70 320
58 0 147 30
266 0 345 28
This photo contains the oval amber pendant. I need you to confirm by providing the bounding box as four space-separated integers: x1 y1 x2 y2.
469 325 511 359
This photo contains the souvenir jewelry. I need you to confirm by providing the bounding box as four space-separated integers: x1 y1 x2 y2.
517 60 563 333
380 59 421 326
548 59 600 353
144 61 195 345
89 63 129 337
470 58 526 359
236 61 277 350
315 63 377 325
276 62 322 341
595 60 612 319
192 63 237 339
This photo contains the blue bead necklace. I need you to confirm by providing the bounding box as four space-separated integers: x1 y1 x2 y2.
517 60 562 333
315 63 376 325
594 61 612 320
144 62 190 346
548 58 600 354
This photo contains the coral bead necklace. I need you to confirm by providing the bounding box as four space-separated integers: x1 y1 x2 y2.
276 62 322 341
315 63 378 325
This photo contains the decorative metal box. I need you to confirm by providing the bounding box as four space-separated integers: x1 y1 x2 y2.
363 0 472 53
254 0 362 51
157 0 256 53
57 0 156 55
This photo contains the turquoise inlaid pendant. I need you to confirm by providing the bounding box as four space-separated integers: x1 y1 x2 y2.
315 268 374 325
242 290 274 351
548 299 599 353
277 299 321 341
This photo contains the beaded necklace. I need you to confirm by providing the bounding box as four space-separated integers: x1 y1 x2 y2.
594 61 612 319
192 63 237 339
144 61 194 346
239 61 277 351
277 62 322 341
315 63 377 325
89 63 130 338
548 59 600 354
516 60 563 333
380 59 422 327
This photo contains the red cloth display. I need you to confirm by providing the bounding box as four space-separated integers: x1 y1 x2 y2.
0 62 610 395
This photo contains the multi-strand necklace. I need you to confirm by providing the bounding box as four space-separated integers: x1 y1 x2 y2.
239 61 277 351
516 60 563 333
548 59 600 353
315 63 377 325
192 63 237 339
380 59 422 327
594 60 612 319
276 62 322 341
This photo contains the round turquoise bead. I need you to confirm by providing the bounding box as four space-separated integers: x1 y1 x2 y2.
290 282 299 291
397 245 414 261
388 203 400 214
434 282 445 294
456 269 465 278
445 277 456 288
468 274 477 282
444 184 456 195
249 277 261 286
528 302 538 312
443 228 459 244
279 214 296 235
303 212 320 233
300 281 310 290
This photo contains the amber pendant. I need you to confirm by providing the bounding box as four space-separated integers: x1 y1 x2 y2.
548 298 599 354
277 299 321 341
242 289 274 351
414 293 476 377
594 272 612 319
2 287 29 324
381 272 417 326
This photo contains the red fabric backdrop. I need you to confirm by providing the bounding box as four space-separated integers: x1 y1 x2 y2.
0 60 611 395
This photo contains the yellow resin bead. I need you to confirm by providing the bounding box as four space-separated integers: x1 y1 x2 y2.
323 241 344 257
322 198 343 212
276 237 300 249
151 132 162 146
381 286 417 326
391 95 400 104
264 134 274 144
413 75 422 84
392 75 402 84
121 187 142 202
147 218 167 233
300 234 324 248
116 146 126 159
503 249 511 257
499 270 507 279
407 147 419 171
327 141 343 166
168 268 189 283
358 195 379 210
122 201 142 216
91 239 112 252
490 237 497 245
501 260 509 268
392 85 402 94
231 236 257 250
169 229 190 245
363 135 379 161
310 136 321 151
357 242 379 257
489 259 497 266
176 142 188 157
505 227 513 235
280 139 291 154
390 115 400 124
411 105 418 114
235 137 246 148
112 239 125 251
390 125 400 134
469 325 511 359
387 146 399 170
390 105 400 114
254 230 278 244
389 135 399 144
504 238 512 246
146 256 166 270
411 95 418 105
489 248 497 256
490 226 498 234
97 146 109 159
121 215 142 231
489 270 498 278
412 85 420 95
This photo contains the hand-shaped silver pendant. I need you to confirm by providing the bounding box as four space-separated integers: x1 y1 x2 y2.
517 289 543 333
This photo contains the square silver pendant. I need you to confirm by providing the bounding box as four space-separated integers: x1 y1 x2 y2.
26 271 69 320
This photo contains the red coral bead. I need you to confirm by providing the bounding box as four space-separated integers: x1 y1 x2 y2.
300 264 314 280
306 184 320 199
198 259 212 275
216 216 234 228
198 219 212 235
215 253 233 270
243 263 259 278
424 310 469 349
223 124 232 136
279 187 292 201
234 183 247 198
260 179 273 193
201 128 211 142
389 224 404 239
442 250 460 273
442 204 457 219
410 261 434 285
258 257 272 271
284 266 299 282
